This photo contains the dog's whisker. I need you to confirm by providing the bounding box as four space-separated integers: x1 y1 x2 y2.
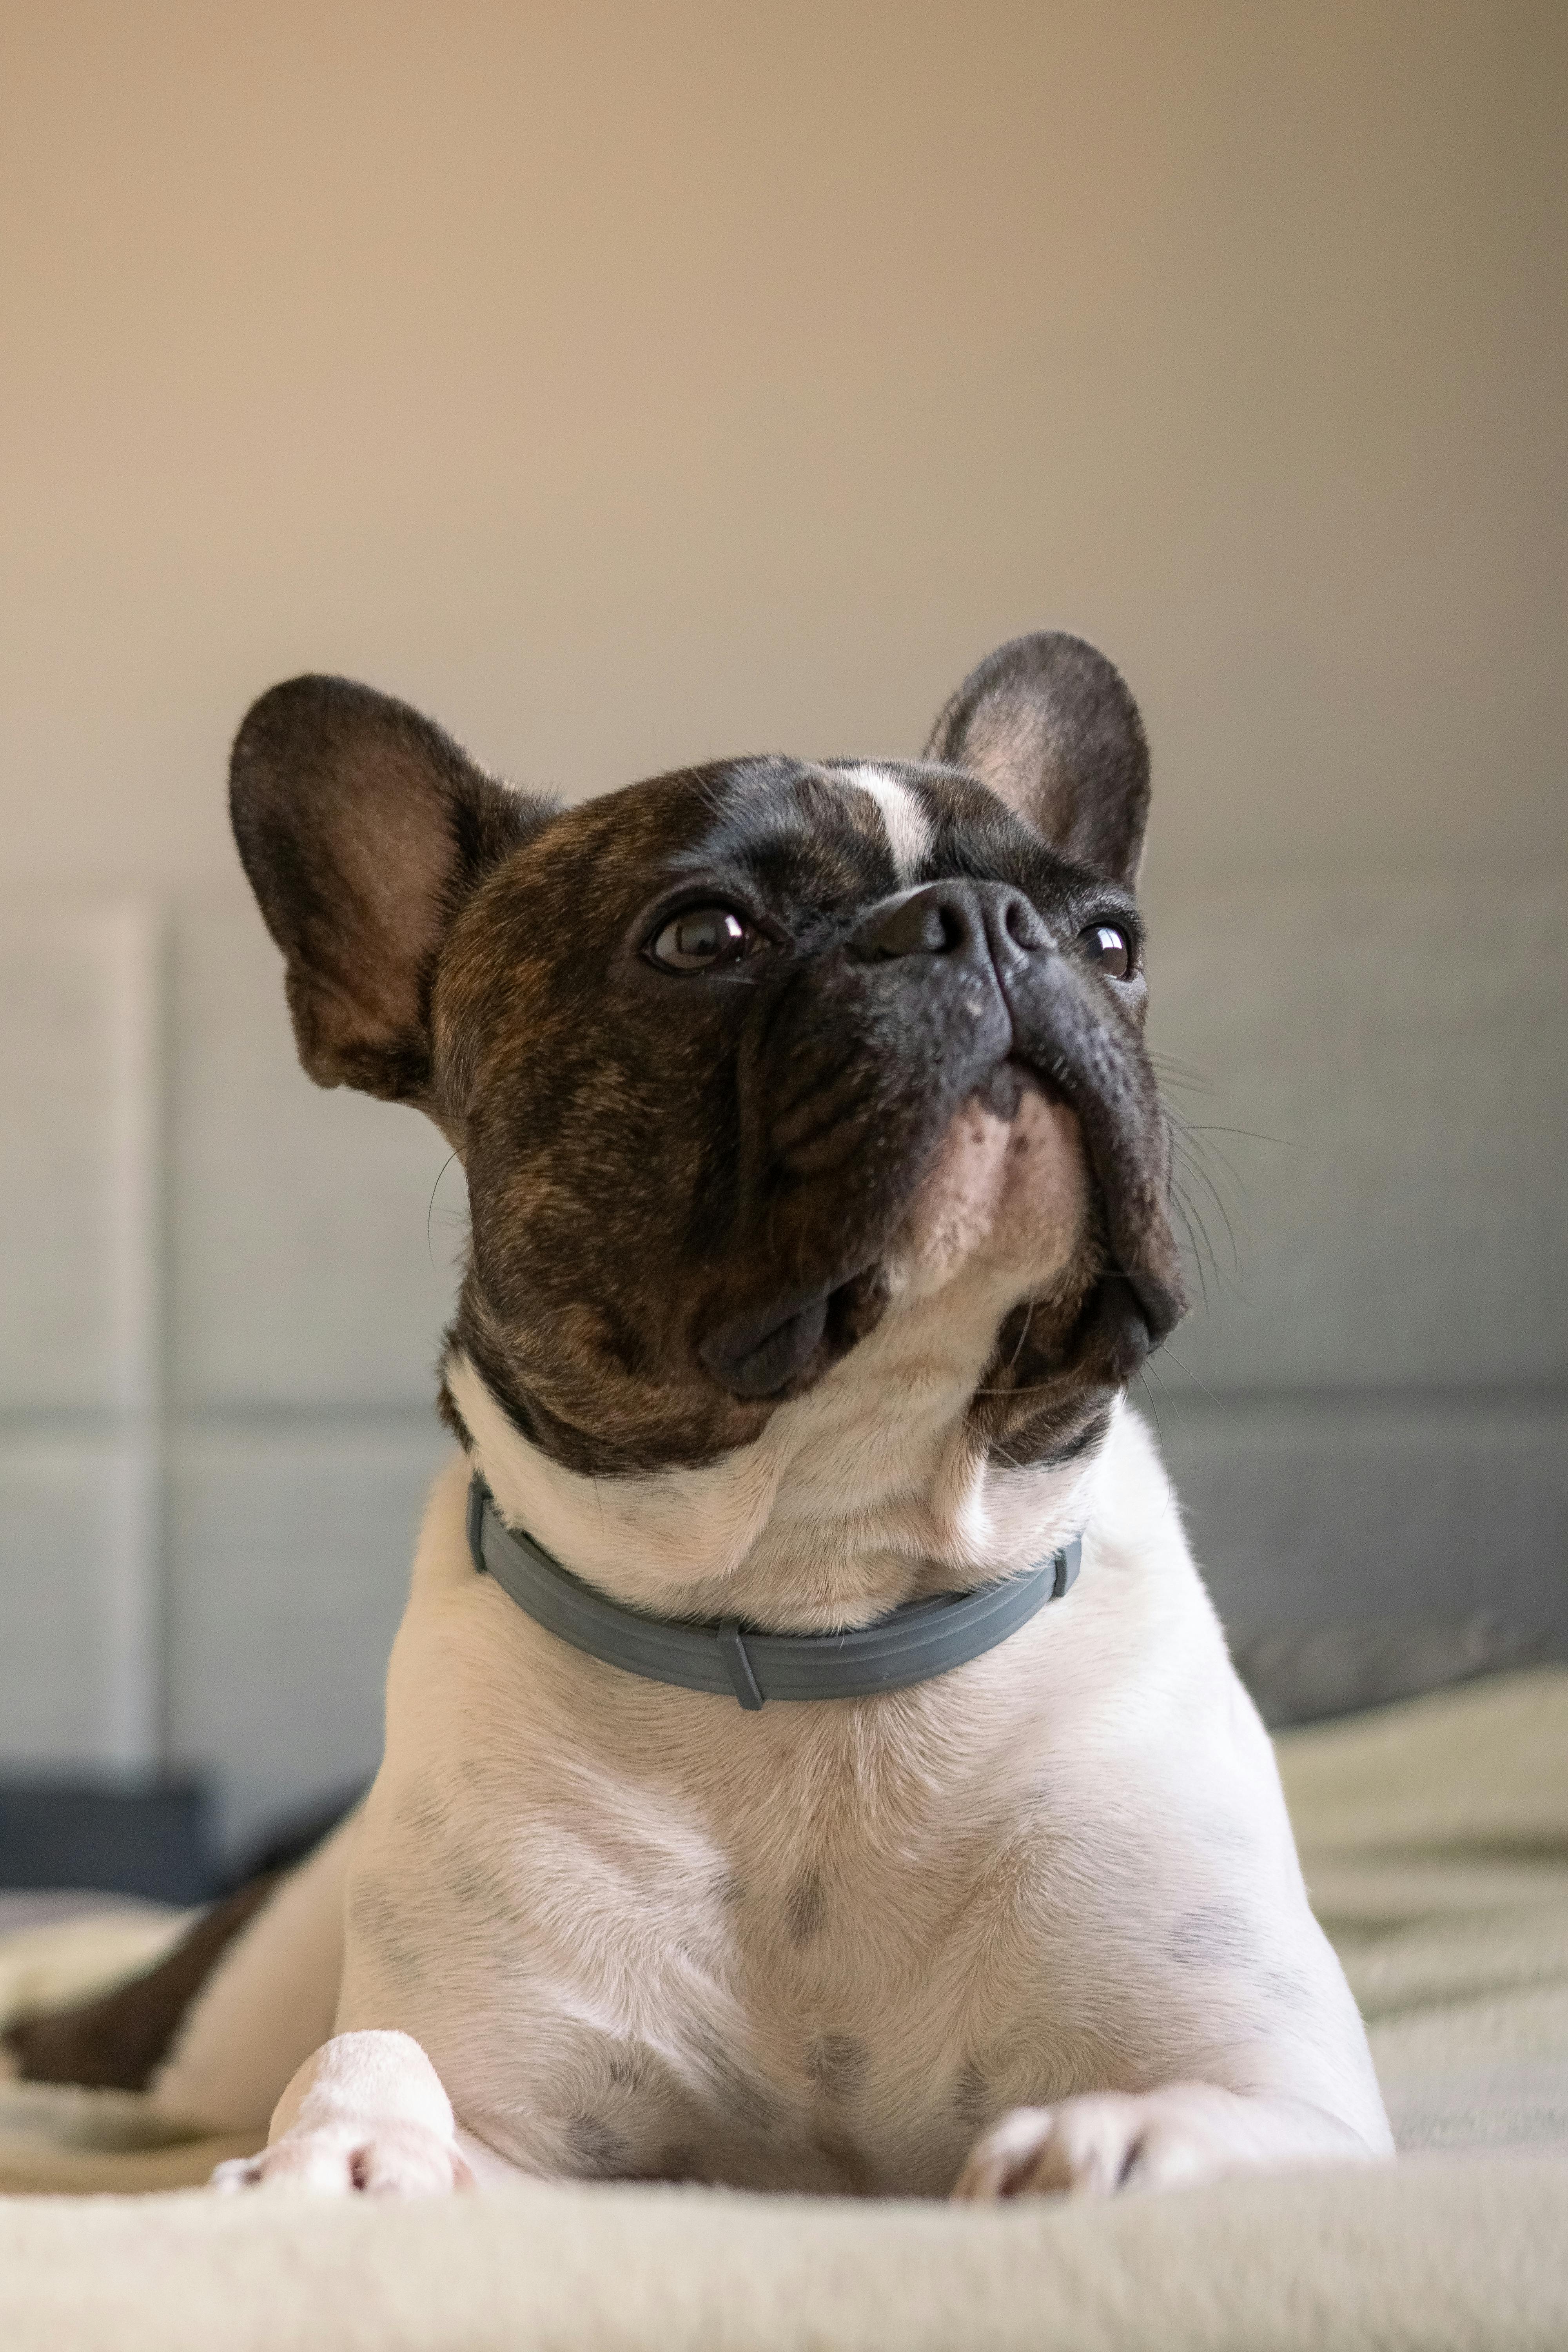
1132 1365 1167 1448
1169 1146 1243 1280
1173 1123 1293 1149
1156 1343 1222 1405
427 1151 459 1269
1171 1186 1230 1307
1166 1181 1215 1307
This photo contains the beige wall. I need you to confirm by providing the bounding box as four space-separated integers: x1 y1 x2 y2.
1 3 1563 1848
1 0 1562 896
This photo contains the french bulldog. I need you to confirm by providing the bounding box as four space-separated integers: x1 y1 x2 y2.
70 634 1399 2197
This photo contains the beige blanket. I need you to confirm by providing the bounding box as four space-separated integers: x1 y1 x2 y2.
1 1668 1564 2348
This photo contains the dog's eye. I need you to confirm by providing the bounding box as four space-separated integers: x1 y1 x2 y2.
1081 922 1134 980
648 906 759 974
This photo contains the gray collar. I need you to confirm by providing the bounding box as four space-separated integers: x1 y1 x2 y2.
466 1475 1082 1710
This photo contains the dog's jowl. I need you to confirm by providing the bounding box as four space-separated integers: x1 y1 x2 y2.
17 633 1392 2197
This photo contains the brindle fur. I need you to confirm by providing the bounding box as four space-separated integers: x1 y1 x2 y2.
231 646 1181 1482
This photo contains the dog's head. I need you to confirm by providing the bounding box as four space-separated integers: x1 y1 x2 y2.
232 633 1183 1585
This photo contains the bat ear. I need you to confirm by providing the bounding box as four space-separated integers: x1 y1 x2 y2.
925 632 1151 885
230 675 552 1109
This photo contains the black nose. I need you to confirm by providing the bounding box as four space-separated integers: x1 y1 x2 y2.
849 880 1051 965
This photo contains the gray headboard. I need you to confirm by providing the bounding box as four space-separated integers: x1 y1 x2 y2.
1142 869 1567 1659
1 868 1563 1841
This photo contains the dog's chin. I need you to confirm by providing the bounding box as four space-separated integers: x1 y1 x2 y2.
698 1074 1091 1403
889 1070 1089 1307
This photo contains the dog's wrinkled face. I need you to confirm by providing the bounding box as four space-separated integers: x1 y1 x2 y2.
231 633 1184 1485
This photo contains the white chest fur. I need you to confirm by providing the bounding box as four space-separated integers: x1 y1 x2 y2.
334 1414 1348 2194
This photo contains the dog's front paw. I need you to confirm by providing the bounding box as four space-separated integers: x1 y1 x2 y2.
953 2085 1287 2200
210 2027 474 2198
212 2122 473 2197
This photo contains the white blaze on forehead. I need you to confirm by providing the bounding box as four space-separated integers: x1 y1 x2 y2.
841 765 934 882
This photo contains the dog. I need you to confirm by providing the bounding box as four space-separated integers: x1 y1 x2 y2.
13 632 1393 2199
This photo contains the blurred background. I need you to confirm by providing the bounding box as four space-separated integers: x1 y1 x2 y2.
1 2 1563 1893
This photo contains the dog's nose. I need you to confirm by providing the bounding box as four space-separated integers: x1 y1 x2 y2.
849 880 1050 966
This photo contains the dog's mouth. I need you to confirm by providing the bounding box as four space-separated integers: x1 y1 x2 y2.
968 1052 1067 1122
705 1058 1100 1402
697 1269 882 1400
985 1052 1183 1359
699 1028 1184 1404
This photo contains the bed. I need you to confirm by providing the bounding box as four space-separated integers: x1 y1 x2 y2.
1 1666 1565 2349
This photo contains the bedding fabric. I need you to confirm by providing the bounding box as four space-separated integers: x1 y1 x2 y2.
0 1667 1564 2349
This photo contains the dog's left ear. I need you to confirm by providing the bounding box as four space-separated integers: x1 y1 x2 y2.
924 632 1150 885
230 675 553 1115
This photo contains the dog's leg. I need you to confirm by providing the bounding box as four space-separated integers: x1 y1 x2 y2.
953 2083 1385 2200
951 1676 1395 2203
211 2029 492 2196
148 1804 357 2133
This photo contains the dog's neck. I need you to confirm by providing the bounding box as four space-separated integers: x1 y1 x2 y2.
446 1261 1109 1637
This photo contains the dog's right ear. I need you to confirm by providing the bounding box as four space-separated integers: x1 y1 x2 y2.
924 632 1150 886
230 675 553 1112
